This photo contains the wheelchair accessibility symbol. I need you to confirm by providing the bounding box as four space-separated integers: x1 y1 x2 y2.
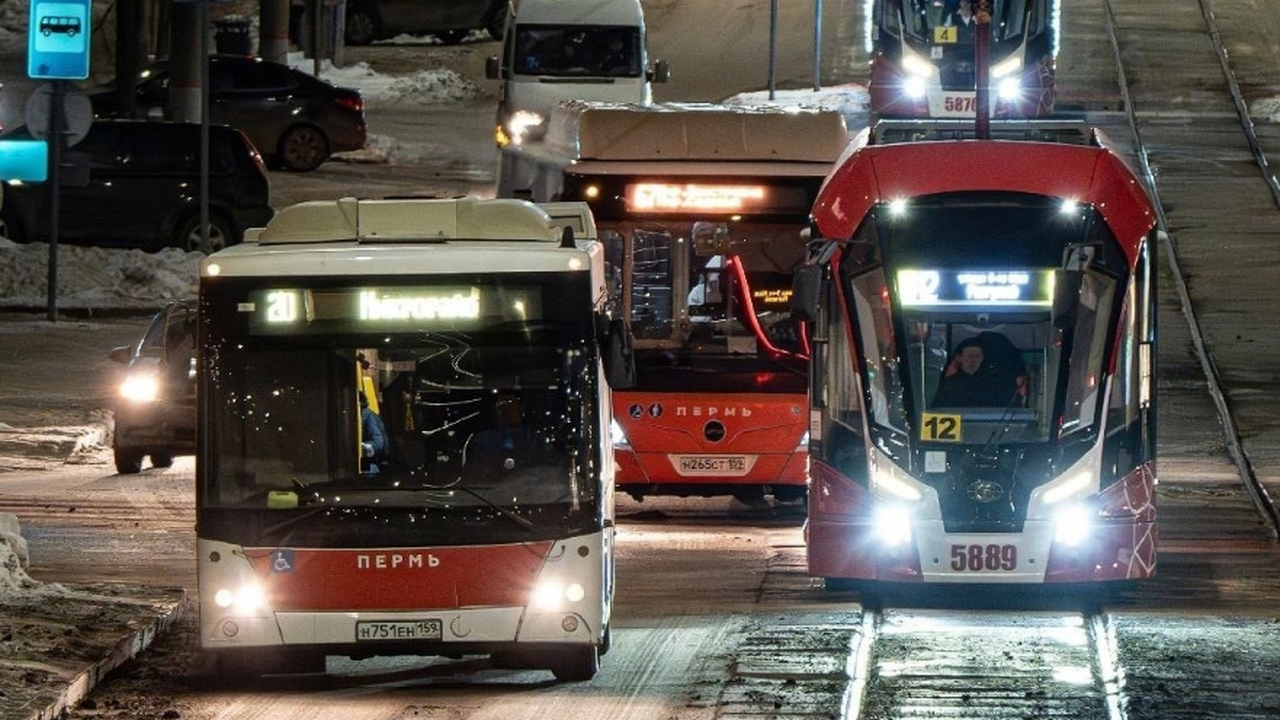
271 549 295 573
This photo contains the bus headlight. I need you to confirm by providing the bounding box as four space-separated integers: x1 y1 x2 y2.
532 579 585 609
119 373 160 403
1053 504 1094 547
213 582 267 615
610 418 629 448
872 505 914 547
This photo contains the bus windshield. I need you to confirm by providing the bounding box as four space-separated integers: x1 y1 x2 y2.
841 195 1126 453
514 24 642 77
604 219 808 391
200 275 599 513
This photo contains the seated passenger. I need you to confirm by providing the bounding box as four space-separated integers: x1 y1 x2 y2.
931 332 1025 408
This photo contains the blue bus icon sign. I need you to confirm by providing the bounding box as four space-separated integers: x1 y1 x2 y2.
27 0 91 80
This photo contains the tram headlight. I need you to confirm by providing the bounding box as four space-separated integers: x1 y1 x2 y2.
610 418 629 448
1041 471 1094 505
903 75 928 99
871 468 924 503
213 581 267 615
532 579 586 610
901 50 936 78
997 77 1022 101
1053 504 1094 547
119 372 160 403
872 505 914 547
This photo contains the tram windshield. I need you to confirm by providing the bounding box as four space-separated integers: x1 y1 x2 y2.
888 0 1031 44
604 219 808 393
840 194 1125 450
199 275 599 512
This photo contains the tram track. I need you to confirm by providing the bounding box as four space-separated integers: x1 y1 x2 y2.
1101 0 1280 542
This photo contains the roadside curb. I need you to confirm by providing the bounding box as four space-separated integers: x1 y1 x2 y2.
27 592 188 720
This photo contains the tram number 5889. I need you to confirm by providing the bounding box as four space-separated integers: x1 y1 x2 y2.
950 544 1018 572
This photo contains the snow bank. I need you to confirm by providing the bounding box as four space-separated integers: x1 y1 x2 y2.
285 51 482 106
0 513 39 597
0 238 200 311
723 84 870 129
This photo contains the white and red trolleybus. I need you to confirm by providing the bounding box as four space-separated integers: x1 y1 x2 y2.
868 0 1058 119
793 120 1157 583
195 197 633 680
499 102 848 503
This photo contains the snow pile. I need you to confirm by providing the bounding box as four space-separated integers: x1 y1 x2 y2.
724 84 870 128
286 52 482 106
1249 96 1280 123
0 513 39 596
0 238 200 311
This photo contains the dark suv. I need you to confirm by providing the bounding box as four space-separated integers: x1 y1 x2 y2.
92 55 367 172
0 119 274 252
108 300 197 474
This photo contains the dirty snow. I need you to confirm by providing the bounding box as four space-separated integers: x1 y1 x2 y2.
0 238 200 310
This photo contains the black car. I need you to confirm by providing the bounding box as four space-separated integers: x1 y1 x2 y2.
0 119 274 252
92 55 367 172
108 300 197 474
344 0 508 45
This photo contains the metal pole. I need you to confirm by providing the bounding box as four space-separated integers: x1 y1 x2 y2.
47 82 63 322
768 0 779 100
975 0 991 140
313 0 323 78
200 0 211 253
812 0 823 92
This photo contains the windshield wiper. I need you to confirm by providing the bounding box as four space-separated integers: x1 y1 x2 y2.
451 486 536 532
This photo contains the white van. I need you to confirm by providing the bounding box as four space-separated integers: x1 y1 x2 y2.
485 0 670 147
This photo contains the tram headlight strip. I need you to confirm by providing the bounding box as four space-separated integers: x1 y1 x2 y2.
1041 471 1094 505
991 55 1023 78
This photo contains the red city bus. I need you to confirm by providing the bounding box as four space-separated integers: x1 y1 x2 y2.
794 120 1158 583
499 102 849 503
196 198 632 679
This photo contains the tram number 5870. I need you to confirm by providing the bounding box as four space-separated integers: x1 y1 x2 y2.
950 544 1018 572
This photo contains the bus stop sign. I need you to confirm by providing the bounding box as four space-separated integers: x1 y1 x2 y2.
27 0 91 80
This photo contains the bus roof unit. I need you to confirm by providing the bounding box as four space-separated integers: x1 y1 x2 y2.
545 101 849 163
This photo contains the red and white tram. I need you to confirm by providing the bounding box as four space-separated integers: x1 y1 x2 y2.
795 121 1158 583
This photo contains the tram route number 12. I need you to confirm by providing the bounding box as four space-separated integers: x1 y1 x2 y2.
951 544 1018 572
921 412 962 442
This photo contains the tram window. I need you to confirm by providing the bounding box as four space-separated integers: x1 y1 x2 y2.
1061 272 1116 436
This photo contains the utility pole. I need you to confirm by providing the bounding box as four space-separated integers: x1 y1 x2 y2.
975 0 992 139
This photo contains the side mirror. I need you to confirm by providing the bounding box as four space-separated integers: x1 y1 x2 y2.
790 264 824 323
603 317 636 389
648 59 671 83
108 345 133 364
485 56 501 80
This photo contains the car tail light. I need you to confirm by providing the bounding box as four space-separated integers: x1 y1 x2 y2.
236 130 268 177
336 93 363 114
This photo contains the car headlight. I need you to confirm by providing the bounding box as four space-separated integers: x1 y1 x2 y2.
119 373 160 403
506 110 546 145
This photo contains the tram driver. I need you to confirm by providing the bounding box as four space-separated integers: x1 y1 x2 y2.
931 331 1026 408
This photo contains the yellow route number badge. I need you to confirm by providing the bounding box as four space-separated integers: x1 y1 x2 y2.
921 412 962 442
933 26 958 44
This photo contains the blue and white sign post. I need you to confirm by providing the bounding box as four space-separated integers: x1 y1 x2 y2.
27 0 90 320
27 0 91 80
